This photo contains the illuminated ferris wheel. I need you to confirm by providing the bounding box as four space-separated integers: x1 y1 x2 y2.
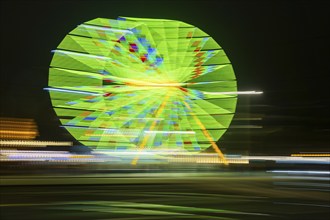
47 17 237 164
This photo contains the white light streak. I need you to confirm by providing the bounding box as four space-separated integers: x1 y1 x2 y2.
80 24 133 34
51 49 111 60
267 170 330 175
204 91 263 95
44 88 101 96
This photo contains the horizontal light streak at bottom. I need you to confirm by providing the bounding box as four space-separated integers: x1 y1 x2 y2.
241 156 330 164
273 176 330 181
95 151 248 164
168 158 249 164
0 140 72 147
1 150 248 165
267 170 330 175
1 151 328 166
0 150 98 163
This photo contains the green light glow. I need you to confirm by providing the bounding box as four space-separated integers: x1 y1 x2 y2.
48 17 237 152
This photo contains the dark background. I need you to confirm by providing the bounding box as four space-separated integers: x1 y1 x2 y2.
1 0 329 155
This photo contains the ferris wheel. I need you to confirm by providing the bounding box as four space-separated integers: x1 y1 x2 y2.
47 17 237 164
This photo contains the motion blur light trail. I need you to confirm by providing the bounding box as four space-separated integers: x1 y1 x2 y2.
0 140 72 148
49 201 270 218
1 171 329 219
291 153 330 157
0 118 39 140
1 150 329 168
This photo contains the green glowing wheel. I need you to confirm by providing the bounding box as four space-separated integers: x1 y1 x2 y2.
48 17 237 153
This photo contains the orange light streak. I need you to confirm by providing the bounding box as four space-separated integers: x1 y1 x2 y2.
182 100 228 165
291 154 330 157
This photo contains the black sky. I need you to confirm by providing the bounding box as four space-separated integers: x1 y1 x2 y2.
1 0 329 155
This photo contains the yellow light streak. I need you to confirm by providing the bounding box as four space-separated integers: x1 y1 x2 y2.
291 154 330 157
182 100 228 165
131 92 171 165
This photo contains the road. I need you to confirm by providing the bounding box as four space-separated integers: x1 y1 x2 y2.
1 171 329 219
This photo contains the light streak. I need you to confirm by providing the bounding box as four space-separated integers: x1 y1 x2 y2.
291 153 330 157
267 170 330 175
204 91 263 95
0 140 72 147
51 49 111 60
241 156 330 164
44 87 101 96
80 24 133 34
131 93 171 165
182 100 228 165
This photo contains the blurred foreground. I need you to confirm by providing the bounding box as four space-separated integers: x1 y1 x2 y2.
1 168 329 220
0 117 329 219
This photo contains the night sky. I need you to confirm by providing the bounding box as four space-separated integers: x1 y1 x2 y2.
1 0 329 155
